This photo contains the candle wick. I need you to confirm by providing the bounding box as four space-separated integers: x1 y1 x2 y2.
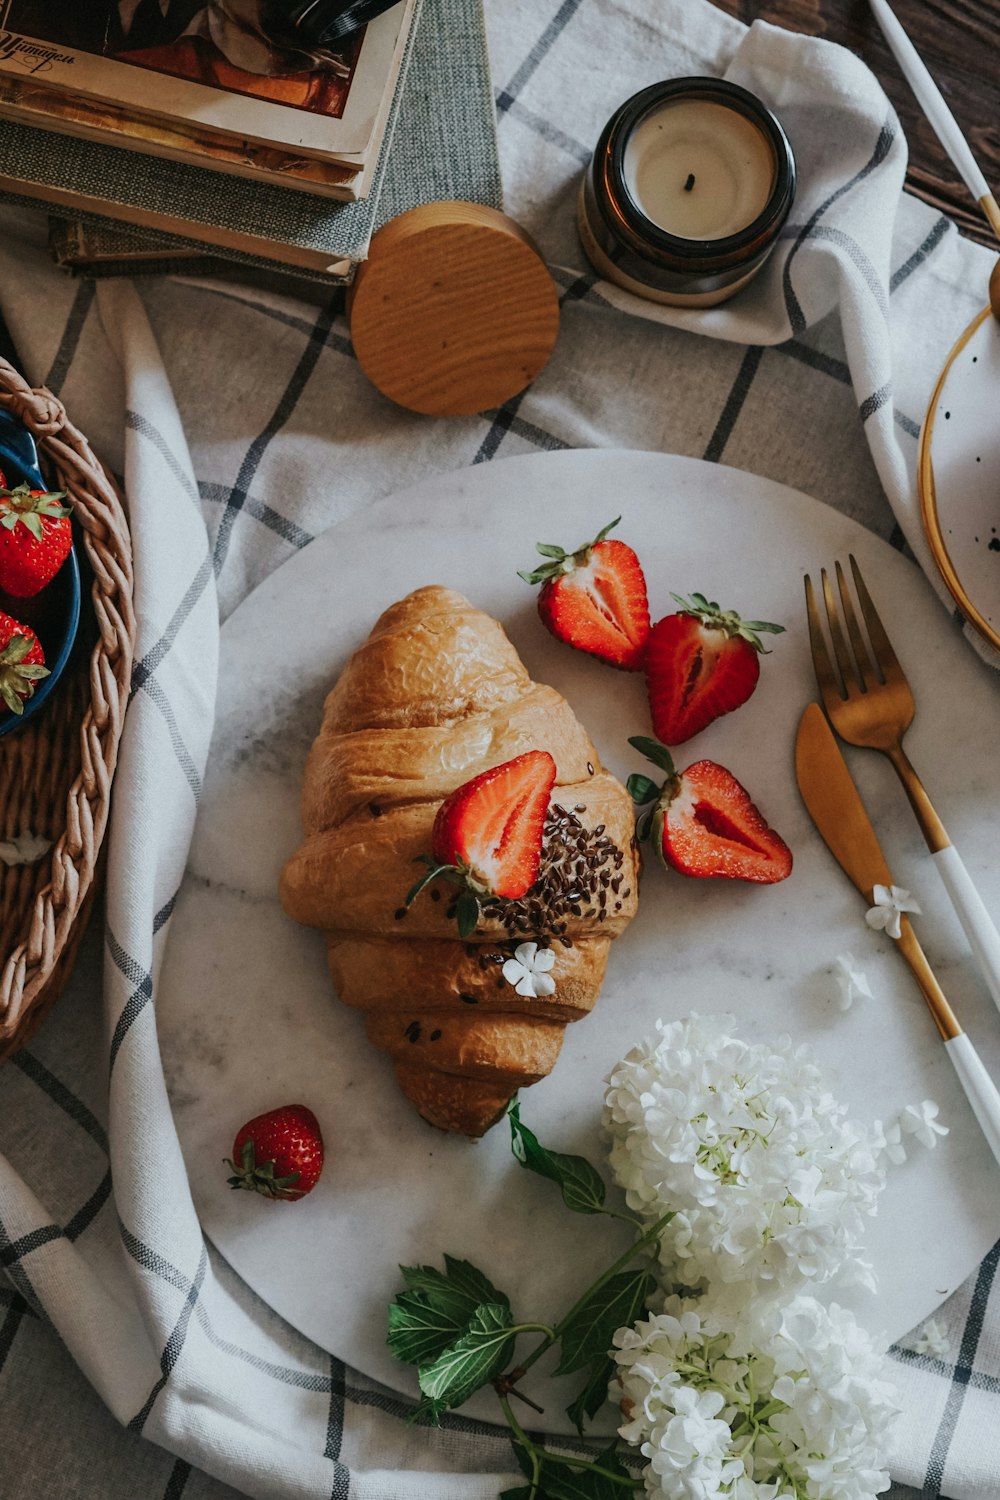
684 173 696 192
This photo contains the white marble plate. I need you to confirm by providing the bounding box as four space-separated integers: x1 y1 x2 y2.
919 305 1000 653
158 450 1000 1434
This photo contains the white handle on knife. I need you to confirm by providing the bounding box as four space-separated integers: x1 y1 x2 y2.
933 846 1000 1016
945 1033 1000 1166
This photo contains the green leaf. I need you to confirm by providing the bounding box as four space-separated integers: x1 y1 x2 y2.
389 1257 510 1368
455 890 481 938
534 1447 634 1500
566 1354 615 1432
625 774 659 806
593 516 622 544
417 1302 515 1411
405 861 457 908
499 1488 533 1500
534 543 568 559
509 1102 606 1215
555 1269 655 1376
440 1255 511 1310
636 811 653 843
627 736 675 775
388 1293 471 1367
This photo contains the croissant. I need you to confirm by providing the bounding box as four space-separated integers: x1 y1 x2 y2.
279 585 640 1137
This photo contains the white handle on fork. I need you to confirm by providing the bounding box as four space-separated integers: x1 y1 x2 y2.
945 1033 1000 1167
934 846 1000 1016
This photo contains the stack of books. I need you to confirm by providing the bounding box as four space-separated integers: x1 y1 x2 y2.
0 0 502 294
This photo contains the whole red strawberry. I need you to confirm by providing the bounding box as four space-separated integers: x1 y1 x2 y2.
406 749 556 936
519 517 650 670
0 610 50 716
645 593 784 745
225 1104 324 1201
627 736 791 883
0 482 72 598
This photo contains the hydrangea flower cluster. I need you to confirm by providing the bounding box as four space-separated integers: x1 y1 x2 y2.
613 1291 899 1500
602 1015 886 1295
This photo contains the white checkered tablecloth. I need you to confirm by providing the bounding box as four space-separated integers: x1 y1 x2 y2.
1 3 999 1498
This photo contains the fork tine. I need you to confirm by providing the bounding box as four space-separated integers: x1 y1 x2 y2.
804 572 844 708
849 554 906 686
835 560 876 691
821 567 861 694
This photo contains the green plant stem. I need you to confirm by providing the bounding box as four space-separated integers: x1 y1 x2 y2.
515 1208 673 1382
499 1395 642 1493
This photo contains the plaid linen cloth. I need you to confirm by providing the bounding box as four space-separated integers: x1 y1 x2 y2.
1 2 999 1498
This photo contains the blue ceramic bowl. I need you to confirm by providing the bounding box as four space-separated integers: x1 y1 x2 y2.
0 408 81 739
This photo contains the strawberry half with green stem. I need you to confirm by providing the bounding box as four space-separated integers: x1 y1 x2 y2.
627 735 791 883
0 611 50 716
225 1104 324 1201
0 482 72 598
406 750 556 937
645 592 784 745
518 516 650 670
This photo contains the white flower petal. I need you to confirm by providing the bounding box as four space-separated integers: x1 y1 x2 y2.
513 941 539 966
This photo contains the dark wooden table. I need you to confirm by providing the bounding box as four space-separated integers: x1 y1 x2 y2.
715 0 1000 247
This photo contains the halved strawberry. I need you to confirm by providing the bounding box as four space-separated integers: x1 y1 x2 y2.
645 593 784 745
405 750 556 936
0 611 50 716
0 483 72 598
518 517 650 670
627 736 791 883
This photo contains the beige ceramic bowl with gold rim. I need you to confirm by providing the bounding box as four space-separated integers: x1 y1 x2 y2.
918 305 1000 654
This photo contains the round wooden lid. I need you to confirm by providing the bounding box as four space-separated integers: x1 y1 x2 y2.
347 201 560 416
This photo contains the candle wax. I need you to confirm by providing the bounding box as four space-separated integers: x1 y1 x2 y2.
623 99 776 240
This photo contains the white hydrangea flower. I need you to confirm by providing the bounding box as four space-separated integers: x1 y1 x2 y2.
911 1317 949 1359
871 1119 907 1166
613 1289 898 1500
500 942 555 998
865 884 920 940
602 1015 886 1296
899 1099 948 1149
832 953 873 1011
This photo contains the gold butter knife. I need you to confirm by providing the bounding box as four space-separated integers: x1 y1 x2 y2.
796 702 1000 1165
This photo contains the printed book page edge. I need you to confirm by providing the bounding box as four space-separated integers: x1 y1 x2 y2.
0 0 413 157
0 172 358 273
0 100 364 200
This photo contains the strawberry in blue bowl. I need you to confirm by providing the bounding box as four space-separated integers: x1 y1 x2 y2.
0 408 80 738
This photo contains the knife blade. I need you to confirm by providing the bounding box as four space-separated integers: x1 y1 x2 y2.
795 701 892 905
795 700 1000 1165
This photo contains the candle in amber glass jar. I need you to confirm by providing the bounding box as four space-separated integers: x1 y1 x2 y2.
578 78 796 308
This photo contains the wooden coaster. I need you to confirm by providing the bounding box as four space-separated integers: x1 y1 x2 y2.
347 202 559 416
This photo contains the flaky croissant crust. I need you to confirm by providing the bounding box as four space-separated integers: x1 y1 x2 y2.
280 585 640 1136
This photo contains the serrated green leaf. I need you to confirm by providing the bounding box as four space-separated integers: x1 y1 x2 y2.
417 1302 515 1411
388 1292 471 1367
509 1103 606 1214
566 1354 615 1432
627 736 675 775
441 1254 511 1311
555 1269 655 1376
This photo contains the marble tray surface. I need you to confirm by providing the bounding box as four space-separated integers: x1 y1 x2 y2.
157 450 1000 1433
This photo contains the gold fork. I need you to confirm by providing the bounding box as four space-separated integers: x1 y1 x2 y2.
805 555 1000 1012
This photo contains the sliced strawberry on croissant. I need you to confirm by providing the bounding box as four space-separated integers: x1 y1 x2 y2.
518 517 650 670
645 593 784 744
406 749 557 935
627 736 791 883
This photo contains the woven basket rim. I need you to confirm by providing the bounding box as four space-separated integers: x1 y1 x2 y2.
0 360 135 1057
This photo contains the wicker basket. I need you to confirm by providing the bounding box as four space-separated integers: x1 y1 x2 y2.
0 360 134 1062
